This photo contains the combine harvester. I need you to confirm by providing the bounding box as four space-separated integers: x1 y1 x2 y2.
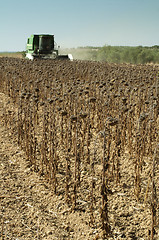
25 34 73 61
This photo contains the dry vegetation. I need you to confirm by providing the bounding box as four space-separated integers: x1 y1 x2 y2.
0 57 159 239
0 52 23 58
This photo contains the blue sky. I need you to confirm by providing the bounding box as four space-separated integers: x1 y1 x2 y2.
1 0 159 51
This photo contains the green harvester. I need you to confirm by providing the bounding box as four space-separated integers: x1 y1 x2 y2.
26 34 73 60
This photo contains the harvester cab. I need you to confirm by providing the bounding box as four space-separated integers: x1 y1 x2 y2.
25 34 73 61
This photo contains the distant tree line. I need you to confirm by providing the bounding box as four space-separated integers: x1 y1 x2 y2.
89 45 159 64
2 46 159 64
72 45 159 64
